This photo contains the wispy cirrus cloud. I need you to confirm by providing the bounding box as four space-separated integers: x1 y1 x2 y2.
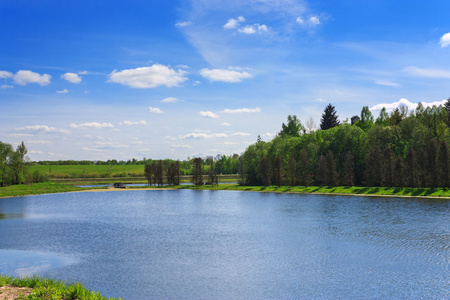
56 89 69 94
108 64 188 88
200 68 252 82
403 66 450 79
70 122 114 129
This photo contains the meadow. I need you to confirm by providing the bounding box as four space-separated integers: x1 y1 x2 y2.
28 164 146 179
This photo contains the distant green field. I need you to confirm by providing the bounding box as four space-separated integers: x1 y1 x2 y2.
29 164 145 178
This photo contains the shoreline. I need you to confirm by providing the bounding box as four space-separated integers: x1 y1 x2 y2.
2 183 450 200
76 185 450 200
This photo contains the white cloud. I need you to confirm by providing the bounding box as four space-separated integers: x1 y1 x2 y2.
296 15 321 26
61 72 82 84
82 147 103 152
29 150 44 155
1 84 13 89
13 70 51 86
149 106 163 114
374 80 401 87
161 97 181 103
200 68 253 82
78 71 88 75
221 122 231 126
108 64 188 88
120 120 147 126
0 71 13 78
309 16 320 25
27 140 50 144
10 133 34 138
198 111 220 118
193 80 201 86
176 21 192 27
370 98 447 112
170 144 193 149
16 125 70 134
70 122 114 129
237 24 269 34
183 132 228 139
440 33 450 47
221 107 261 114
403 66 450 79
231 132 250 136
95 141 129 149
56 89 69 94
223 16 245 29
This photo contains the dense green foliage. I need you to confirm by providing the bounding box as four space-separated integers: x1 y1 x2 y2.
0 141 48 186
0 274 119 299
242 101 450 188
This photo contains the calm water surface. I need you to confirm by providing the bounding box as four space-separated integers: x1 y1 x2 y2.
0 190 449 299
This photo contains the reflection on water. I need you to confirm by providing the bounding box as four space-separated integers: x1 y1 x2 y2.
0 190 449 299
0 249 76 277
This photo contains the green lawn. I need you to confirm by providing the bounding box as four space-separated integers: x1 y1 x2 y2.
28 164 145 179
173 184 450 198
0 182 87 198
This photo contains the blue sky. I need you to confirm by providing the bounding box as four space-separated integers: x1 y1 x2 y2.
1 0 450 161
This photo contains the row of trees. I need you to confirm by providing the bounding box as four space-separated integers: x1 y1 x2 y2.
143 158 219 186
242 100 450 188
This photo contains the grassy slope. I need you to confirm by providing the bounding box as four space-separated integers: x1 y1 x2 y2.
0 274 119 300
172 184 450 198
2 182 449 199
0 182 88 198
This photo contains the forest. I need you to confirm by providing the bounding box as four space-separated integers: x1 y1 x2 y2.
241 100 450 188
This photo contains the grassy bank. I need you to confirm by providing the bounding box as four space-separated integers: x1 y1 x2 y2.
0 274 119 300
0 182 89 198
173 184 450 198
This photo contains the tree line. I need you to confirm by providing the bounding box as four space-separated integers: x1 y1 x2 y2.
241 100 450 188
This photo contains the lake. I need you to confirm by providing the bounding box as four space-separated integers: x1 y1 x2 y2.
0 190 449 299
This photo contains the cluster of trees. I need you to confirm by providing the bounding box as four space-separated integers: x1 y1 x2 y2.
242 100 450 188
144 160 181 186
0 141 48 186
143 158 218 186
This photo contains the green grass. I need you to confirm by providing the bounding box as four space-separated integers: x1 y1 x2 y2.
172 184 450 198
0 274 119 300
0 182 89 198
28 164 145 179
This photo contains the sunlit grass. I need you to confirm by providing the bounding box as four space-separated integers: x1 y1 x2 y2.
0 274 120 300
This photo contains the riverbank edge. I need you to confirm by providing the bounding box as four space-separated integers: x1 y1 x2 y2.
1 183 450 199
80 184 450 199
0 274 120 300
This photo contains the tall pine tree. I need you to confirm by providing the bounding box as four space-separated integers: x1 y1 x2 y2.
320 103 340 130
